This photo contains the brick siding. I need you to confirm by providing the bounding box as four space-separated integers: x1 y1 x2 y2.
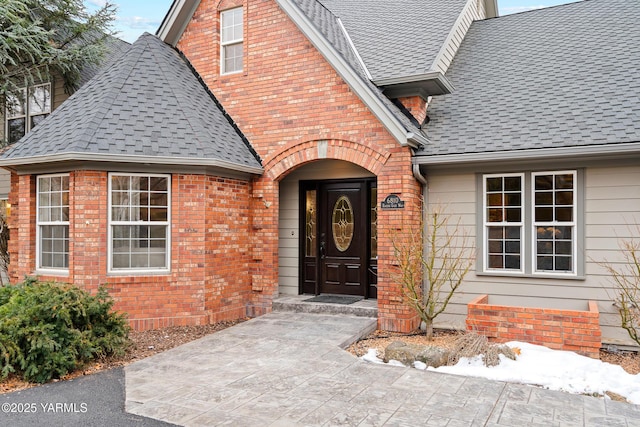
8 171 252 331
177 0 422 331
466 295 602 358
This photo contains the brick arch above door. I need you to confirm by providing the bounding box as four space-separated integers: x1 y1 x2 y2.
265 139 391 182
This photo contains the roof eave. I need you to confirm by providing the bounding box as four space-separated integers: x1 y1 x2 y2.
0 152 264 175
157 0 200 46
413 142 640 167
375 72 455 98
275 0 422 149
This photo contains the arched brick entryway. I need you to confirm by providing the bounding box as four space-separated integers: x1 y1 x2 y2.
250 139 422 332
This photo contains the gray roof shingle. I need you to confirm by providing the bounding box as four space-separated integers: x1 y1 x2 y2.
289 0 427 136
419 0 640 158
1 33 262 172
317 0 468 81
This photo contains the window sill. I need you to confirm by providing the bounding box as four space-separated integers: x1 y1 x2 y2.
34 269 70 277
476 271 586 281
107 270 171 277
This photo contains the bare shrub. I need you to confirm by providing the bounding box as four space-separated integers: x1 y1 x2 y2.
392 204 473 340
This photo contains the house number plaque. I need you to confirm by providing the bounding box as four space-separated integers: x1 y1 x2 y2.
381 194 405 209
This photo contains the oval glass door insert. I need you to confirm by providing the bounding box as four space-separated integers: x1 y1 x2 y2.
332 195 354 252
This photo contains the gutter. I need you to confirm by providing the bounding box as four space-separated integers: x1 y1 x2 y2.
0 152 264 176
412 142 640 166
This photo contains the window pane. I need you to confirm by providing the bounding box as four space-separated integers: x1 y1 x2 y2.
487 208 503 222
39 224 68 269
150 177 167 192
504 193 521 207
486 177 502 192
224 44 243 73
505 208 521 222
504 177 521 191
535 207 553 222
6 89 26 117
555 174 573 189
150 192 168 207
8 118 26 144
487 225 521 271
535 192 552 206
535 175 553 190
221 8 243 42
487 193 502 207
555 207 573 222
555 191 573 206
29 85 51 115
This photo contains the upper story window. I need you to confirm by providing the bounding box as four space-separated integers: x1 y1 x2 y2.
220 7 243 74
37 174 70 271
5 83 51 144
109 174 170 273
482 170 580 277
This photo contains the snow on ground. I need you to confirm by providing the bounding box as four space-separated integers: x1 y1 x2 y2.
360 342 640 404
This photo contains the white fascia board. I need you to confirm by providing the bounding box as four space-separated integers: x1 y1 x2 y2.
275 0 418 148
157 0 200 46
0 153 264 175
412 142 640 166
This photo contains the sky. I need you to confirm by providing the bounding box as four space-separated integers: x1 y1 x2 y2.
85 0 583 44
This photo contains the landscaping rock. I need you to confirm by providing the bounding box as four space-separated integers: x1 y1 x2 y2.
384 341 450 368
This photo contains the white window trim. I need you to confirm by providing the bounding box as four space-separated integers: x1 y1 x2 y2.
483 172 525 274
220 7 244 75
36 173 70 275
481 170 580 277
531 170 577 276
107 173 171 274
5 83 52 144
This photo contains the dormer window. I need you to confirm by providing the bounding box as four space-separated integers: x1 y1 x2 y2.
220 7 243 74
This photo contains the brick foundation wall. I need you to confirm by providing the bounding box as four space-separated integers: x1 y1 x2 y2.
177 0 422 331
8 171 252 331
466 295 602 358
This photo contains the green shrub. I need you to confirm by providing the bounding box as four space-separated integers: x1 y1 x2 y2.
0 278 129 383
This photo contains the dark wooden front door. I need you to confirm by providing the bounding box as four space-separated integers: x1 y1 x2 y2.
300 179 377 298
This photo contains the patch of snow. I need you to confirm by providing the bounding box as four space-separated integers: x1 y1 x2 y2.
360 341 640 404
413 360 427 370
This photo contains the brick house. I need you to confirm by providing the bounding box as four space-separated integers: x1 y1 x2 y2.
1 0 639 351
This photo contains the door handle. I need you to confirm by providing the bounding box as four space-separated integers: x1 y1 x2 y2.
320 241 326 259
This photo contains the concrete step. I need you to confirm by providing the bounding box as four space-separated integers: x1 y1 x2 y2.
273 295 378 318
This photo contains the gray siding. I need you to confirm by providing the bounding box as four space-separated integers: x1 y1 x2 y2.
278 160 374 296
426 165 640 347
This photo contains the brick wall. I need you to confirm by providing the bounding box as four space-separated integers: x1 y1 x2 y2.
8 171 252 331
177 0 422 331
466 295 602 358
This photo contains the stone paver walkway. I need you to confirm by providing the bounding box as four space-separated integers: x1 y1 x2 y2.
125 312 640 426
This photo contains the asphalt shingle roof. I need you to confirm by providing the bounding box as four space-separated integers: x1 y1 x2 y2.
317 0 468 81
2 33 262 171
290 0 427 136
419 0 640 158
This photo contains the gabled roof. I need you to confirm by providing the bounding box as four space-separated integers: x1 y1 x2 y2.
0 33 263 175
159 0 459 148
316 0 467 82
416 0 640 165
